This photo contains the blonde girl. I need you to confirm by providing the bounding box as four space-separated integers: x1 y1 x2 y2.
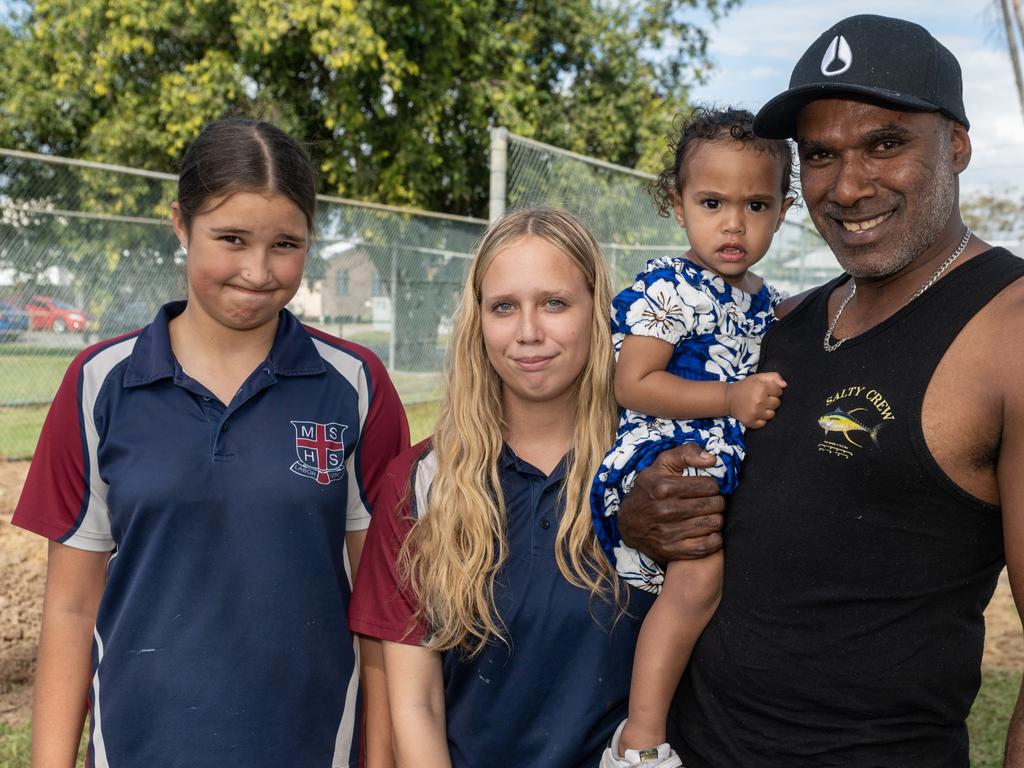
350 208 656 767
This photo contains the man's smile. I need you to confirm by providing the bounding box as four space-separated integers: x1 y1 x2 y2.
840 211 894 232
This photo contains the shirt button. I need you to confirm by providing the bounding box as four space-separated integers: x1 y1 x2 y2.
202 396 211 402
221 424 229 432
539 519 550 530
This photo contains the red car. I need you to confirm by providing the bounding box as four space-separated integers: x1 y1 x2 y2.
23 295 90 333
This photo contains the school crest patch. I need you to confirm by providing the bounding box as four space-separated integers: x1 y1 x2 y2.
290 421 347 485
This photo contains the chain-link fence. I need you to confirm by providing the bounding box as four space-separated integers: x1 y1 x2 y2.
0 148 483 458
495 130 833 293
2 132 835 459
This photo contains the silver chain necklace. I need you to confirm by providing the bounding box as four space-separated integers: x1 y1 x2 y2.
823 227 972 353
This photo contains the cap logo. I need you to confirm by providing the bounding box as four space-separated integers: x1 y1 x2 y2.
820 35 852 76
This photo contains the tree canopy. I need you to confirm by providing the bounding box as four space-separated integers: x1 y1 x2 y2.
0 0 737 217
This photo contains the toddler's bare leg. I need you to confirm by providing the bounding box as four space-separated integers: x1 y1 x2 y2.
619 551 723 752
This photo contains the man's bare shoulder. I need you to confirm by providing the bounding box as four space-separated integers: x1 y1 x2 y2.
923 255 1024 501
991 268 1024 304
966 249 1024 305
952 264 1024 385
775 287 819 320
978 269 1024 340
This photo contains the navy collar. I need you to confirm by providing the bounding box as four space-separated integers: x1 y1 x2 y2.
499 442 570 483
123 301 326 388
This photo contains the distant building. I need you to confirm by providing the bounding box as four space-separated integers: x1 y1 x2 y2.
287 240 390 324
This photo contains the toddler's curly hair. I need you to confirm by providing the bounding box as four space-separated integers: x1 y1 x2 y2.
650 106 796 218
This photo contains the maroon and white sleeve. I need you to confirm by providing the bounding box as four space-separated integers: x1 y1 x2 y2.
13 341 132 551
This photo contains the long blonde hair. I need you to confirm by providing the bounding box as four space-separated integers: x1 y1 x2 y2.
400 208 622 657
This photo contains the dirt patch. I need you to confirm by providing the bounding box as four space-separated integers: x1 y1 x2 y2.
0 461 45 725
0 459 1020 727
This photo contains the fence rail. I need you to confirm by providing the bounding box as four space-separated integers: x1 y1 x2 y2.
494 130 830 292
0 149 488 458
0 134 830 459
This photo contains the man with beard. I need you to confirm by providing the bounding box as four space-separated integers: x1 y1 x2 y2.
618 14 1024 767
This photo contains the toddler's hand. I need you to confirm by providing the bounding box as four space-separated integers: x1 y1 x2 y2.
726 372 786 428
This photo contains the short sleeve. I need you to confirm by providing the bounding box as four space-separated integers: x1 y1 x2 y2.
12 352 115 551
348 355 410 531
611 265 713 346
349 447 428 645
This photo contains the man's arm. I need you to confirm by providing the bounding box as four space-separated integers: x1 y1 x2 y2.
999 378 1024 767
617 443 725 563
615 285 816 562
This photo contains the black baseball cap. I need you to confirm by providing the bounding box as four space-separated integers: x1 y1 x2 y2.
754 14 969 139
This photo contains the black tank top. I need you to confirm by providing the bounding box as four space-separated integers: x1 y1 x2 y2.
669 248 1024 767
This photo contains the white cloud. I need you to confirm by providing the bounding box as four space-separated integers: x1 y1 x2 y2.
688 0 1024 193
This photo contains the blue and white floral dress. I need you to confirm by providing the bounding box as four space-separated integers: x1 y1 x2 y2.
591 256 782 593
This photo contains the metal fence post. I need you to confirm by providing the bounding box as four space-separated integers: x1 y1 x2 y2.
489 127 509 224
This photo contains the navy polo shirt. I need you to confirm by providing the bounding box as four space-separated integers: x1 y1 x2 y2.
14 302 409 767
350 440 655 767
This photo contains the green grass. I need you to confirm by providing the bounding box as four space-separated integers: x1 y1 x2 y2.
0 407 48 460
405 400 438 444
0 343 84 357
0 672 1016 766
0 344 441 459
343 329 392 346
391 371 443 404
0 350 80 459
970 669 1021 766
0 723 29 768
0 354 72 404
0 722 86 767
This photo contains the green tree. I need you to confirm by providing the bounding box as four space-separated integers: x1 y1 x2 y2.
0 0 736 217
0 148 181 330
0 0 738 367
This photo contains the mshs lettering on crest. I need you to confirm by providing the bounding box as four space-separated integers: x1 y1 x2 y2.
291 421 348 485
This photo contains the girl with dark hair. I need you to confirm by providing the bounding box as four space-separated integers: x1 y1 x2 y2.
593 107 795 767
14 118 408 767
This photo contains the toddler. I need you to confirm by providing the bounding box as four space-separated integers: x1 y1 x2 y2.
594 107 795 767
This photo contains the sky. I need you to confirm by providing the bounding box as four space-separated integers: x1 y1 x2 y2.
685 0 1024 197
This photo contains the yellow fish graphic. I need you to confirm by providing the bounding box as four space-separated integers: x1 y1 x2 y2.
818 407 886 448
